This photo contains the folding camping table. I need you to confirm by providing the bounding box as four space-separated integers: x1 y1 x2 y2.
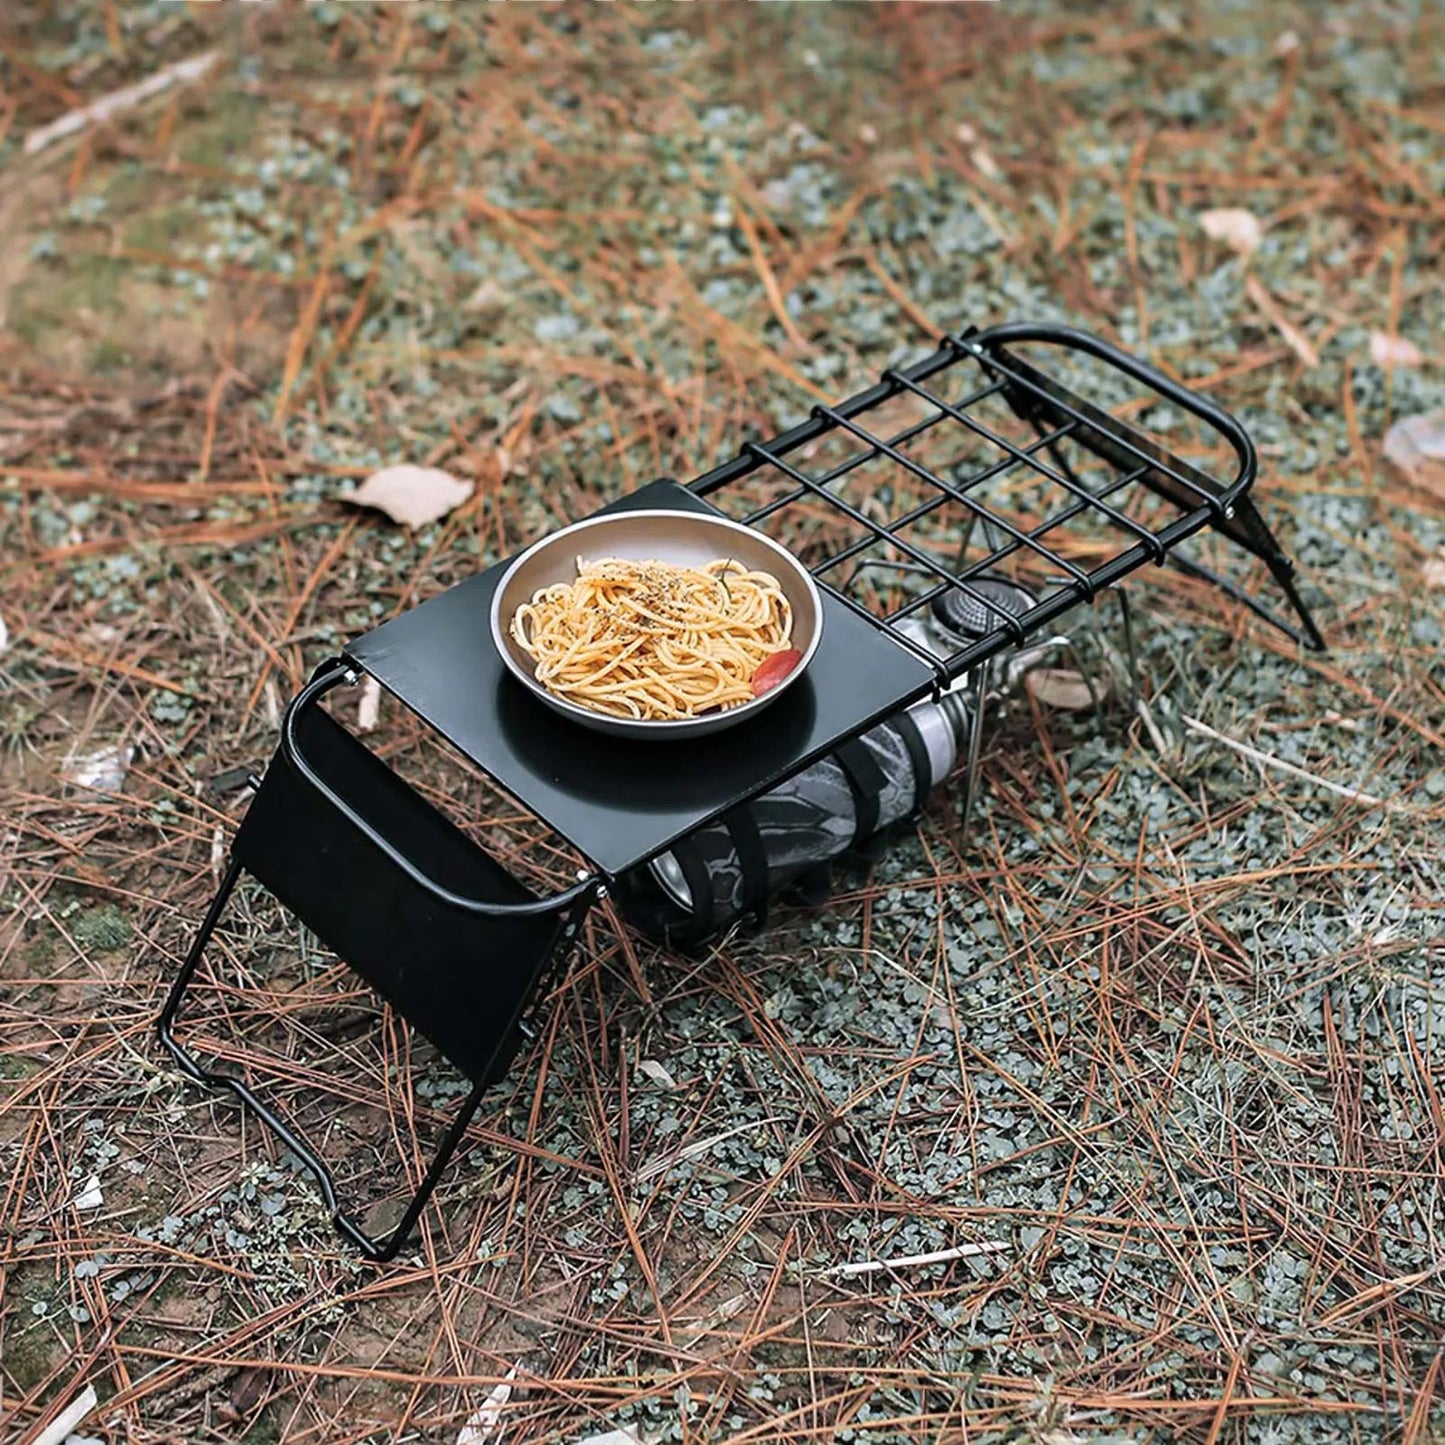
159 323 1324 1259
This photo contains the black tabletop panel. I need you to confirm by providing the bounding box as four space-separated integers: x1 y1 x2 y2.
345 480 935 877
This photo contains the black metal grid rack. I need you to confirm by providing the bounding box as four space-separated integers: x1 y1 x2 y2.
692 322 1323 676
158 321 1324 1260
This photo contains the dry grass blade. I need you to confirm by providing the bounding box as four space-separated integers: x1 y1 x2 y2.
1244 275 1321 368
1180 715 1391 810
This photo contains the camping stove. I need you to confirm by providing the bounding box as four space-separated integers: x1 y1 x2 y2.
157 321 1326 1259
614 577 1050 946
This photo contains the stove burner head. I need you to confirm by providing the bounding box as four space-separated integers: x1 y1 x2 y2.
930 576 1037 641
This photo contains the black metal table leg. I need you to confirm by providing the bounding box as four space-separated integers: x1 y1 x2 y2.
157 666 600 1261
158 854 245 1080
159 855 500 1262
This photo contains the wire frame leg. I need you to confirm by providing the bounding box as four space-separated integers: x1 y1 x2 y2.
1101 584 1140 718
157 856 486 1263
158 855 244 1076
957 658 991 845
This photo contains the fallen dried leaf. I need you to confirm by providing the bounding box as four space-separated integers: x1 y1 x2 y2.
214 1367 271 1424
350 464 473 529
575 1432 643 1445
0 612 7 653
357 675 382 732
72 1175 104 1212
1199 207 1263 257
457 1369 516 1445
1369 332 1423 368
1245 276 1320 368
465 278 506 315
1383 409 1445 501
638 1059 678 1090
1423 555 1445 590
1026 668 1101 712
1383 410 1445 471
62 744 134 792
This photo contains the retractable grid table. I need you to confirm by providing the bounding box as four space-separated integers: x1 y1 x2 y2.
159 322 1324 1259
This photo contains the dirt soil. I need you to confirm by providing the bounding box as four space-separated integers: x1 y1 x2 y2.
2 4 1443 1443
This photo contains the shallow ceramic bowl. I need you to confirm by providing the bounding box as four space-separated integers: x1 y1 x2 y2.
489 510 823 738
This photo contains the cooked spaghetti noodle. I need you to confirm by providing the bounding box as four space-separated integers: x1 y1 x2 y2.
510 556 794 720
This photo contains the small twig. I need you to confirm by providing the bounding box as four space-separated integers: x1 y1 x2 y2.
823 1240 1008 1279
1181 714 1390 809
32 1383 98 1445
23 51 220 156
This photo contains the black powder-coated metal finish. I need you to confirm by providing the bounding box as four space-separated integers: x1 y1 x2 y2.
158 855 494 1263
159 318 1326 1261
157 677 598 1259
239 697 577 1083
971 327 1325 650
345 480 936 878
687 323 1324 670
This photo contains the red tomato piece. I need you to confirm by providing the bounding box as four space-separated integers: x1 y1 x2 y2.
751 648 804 697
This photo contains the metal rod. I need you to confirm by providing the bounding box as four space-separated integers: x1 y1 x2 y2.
157 858 515 1263
1167 550 1326 651
884 368 1168 562
964 324 1251 508
281 663 602 918
687 343 1000 499
737 376 1010 528
743 438 1032 642
811 402 1095 590
1106 585 1141 718
881 463 1154 627
958 660 990 847
804 419 1081 580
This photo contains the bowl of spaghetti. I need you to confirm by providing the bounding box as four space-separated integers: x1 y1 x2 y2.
490 509 823 737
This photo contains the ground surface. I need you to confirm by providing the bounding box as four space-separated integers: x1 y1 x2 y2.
2 4 1443 1443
